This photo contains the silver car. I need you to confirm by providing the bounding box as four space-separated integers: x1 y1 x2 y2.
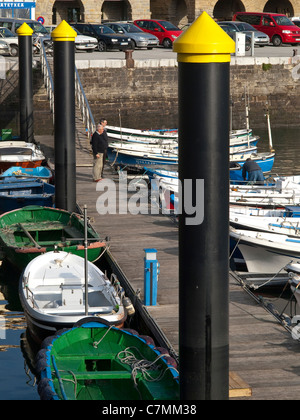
105 22 159 49
0 39 10 55
219 21 270 46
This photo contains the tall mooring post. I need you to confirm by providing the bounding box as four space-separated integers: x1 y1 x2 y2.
51 21 77 212
17 23 34 143
173 12 235 400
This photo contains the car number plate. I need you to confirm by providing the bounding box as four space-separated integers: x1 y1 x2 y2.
120 42 128 45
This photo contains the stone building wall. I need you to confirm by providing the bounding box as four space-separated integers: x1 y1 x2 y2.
35 0 300 28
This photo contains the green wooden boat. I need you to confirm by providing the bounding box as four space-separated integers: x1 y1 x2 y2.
36 321 179 400
0 206 106 270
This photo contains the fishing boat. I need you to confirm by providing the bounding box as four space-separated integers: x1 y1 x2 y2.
230 226 300 273
230 205 300 236
0 206 105 270
229 152 275 182
229 135 259 154
0 141 46 172
106 124 178 143
107 142 178 169
19 252 127 342
230 181 300 207
1 166 52 182
0 178 55 213
230 128 253 139
36 320 179 400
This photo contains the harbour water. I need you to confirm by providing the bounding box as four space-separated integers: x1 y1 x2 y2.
0 126 299 400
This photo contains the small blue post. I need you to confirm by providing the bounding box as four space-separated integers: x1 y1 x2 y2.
144 248 159 306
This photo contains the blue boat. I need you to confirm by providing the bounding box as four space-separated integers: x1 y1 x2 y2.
1 166 52 182
0 178 55 212
107 144 178 169
230 152 275 182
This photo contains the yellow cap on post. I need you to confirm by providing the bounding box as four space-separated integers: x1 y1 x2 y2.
16 23 34 36
51 20 77 42
173 11 235 63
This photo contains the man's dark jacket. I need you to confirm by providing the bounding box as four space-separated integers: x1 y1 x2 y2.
91 130 108 155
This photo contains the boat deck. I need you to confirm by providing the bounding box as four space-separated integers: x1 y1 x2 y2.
35 134 300 400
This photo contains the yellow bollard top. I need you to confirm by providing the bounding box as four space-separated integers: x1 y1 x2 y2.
16 23 34 36
173 11 235 63
51 20 77 42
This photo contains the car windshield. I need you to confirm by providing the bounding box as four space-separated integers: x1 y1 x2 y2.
28 22 49 34
220 25 238 32
236 22 256 31
273 15 295 26
157 20 181 31
93 25 115 35
121 23 143 33
0 27 15 37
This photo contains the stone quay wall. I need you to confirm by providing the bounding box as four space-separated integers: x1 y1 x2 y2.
1 56 300 136
76 56 300 131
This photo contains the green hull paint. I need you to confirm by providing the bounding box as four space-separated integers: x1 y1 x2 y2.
0 206 104 270
38 322 179 400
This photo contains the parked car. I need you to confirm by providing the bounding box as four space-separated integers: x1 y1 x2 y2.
44 24 98 52
133 19 183 48
233 12 300 46
72 23 131 52
0 39 10 55
105 22 159 49
219 24 251 51
0 17 49 37
291 18 300 28
0 27 19 56
219 21 270 47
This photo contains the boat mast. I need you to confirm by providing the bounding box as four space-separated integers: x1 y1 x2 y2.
265 101 275 153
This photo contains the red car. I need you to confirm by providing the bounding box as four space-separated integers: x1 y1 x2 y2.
133 19 182 48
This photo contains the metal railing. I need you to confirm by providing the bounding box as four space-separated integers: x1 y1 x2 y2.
39 42 96 136
75 66 96 138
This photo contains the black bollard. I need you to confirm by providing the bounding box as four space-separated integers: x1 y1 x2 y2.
52 21 77 213
173 12 235 400
17 23 34 143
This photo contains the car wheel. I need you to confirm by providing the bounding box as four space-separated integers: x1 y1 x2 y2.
10 44 18 57
162 38 172 48
272 35 282 47
98 41 106 52
129 40 136 49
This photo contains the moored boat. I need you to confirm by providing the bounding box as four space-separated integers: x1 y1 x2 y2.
1 166 52 182
230 152 275 182
0 206 106 270
19 252 127 343
36 320 179 400
107 142 178 168
0 141 46 172
230 226 300 273
0 178 55 213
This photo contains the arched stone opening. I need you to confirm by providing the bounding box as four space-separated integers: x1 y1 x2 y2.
263 0 294 17
213 0 245 21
